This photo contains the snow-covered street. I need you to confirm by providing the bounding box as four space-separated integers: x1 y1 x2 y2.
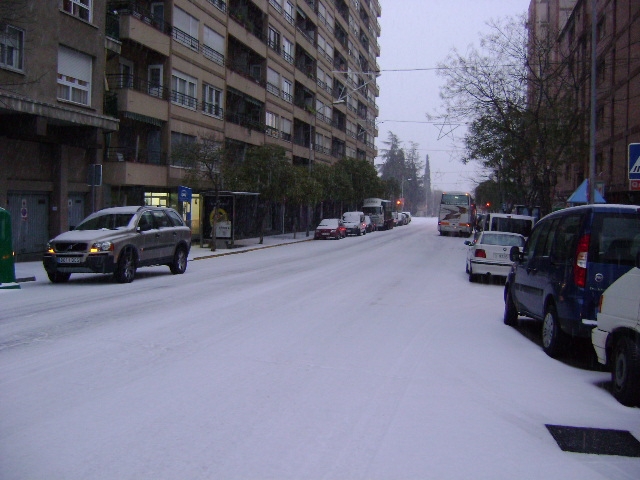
1 217 638 479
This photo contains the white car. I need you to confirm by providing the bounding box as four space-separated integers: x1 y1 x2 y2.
465 231 525 283
592 262 640 407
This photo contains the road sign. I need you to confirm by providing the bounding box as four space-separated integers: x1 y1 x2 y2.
629 143 640 180
631 180 640 191
178 186 192 202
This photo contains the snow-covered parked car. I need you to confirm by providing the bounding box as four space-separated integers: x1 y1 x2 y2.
43 206 192 284
592 259 640 407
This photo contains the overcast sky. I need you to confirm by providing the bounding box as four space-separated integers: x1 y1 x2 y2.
374 0 531 194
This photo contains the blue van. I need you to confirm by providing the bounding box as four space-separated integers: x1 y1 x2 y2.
503 204 640 357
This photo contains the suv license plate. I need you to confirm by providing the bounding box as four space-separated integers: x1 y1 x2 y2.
58 257 82 264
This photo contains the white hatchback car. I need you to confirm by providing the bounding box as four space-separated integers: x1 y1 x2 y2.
592 261 640 407
465 231 525 283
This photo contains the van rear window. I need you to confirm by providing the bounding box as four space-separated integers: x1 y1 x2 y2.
590 213 640 266
490 217 533 238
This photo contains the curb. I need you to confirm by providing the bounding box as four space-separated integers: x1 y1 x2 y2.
192 238 313 261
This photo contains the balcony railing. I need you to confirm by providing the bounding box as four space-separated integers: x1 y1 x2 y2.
106 74 170 100
202 102 224 119
226 112 265 132
108 1 172 35
202 44 225 66
206 0 227 13
171 91 198 109
173 27 199 51
106 146 167 165
226 60 265 86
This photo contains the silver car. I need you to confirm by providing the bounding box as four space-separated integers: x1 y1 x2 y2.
43 206 191 283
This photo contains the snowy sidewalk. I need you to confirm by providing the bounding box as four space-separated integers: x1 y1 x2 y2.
13 232 313 283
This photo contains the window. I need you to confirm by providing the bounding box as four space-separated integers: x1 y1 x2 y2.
0 25 24 71
281 78 293 103
171 70 197 109
62 0 92 22
284 1 294 24
170 132 196 166
282 37 294 64
203 84 223 118
173 6 199 50
148 64 163 97
57 45 92 106
268 26 281 52
150 2 164 22
281 117 292 141
203 25 224 65
266 111 280 137
267 68 280 96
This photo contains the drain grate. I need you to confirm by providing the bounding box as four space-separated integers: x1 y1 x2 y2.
546 424 640 457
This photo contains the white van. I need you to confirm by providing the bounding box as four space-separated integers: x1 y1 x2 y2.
481 213 535 239
592 257 640 407
342 211 366 236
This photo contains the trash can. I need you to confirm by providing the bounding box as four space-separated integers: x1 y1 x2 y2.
0 207 20 289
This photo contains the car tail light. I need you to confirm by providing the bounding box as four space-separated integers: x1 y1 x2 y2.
474 249 486 258
574 234 590 288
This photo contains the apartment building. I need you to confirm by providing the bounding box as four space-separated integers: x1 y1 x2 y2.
104 0 380 221
1 0 381 258
0 0 119 259
529 0 640 205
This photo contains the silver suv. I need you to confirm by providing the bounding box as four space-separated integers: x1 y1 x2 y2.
43 206 191 283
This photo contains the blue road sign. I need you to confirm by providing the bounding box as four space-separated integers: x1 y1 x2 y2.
178 186 192 202
630 143 640 180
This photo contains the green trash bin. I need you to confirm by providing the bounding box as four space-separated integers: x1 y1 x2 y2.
0 207 20 289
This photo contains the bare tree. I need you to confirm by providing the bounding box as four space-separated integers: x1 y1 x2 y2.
436 15 589 215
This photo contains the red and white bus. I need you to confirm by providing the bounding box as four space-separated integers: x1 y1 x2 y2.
438 192 475 237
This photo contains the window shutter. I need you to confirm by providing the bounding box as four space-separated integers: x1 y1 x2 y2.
203 25 224 53
58 45 91 82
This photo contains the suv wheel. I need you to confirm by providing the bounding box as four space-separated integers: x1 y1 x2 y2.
170 246 188 275
541 305 566 357
611 336 640 406
47 271 71 283
503 287 518 326
114 247 136 283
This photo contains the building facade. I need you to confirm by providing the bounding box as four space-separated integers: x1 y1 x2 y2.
0 0 119 259
0 0 381 259
529 0 640 205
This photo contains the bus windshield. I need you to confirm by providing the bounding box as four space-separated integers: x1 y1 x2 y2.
441 194 470 206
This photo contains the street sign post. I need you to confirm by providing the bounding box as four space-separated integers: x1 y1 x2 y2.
629 143 640 180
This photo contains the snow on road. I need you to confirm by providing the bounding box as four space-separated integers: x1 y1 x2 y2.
1 217 638 479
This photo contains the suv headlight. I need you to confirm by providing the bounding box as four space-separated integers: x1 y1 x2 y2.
90 241 114 253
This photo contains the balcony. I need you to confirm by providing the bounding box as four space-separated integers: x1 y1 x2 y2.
108 1 171 56
106 74 169 122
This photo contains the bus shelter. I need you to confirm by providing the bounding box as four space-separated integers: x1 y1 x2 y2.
200 191 260 249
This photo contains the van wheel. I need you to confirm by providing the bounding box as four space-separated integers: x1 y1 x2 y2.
504 287 518 326
169 246 188 274
47 271 71 283
114 247 136 283
611 336 640 406
541 305 566 358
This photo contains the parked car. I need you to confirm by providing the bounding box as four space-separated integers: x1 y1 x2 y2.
364 215 376 233
504 204 640 358
393 212 406 226
42 206 192 284
592 260 640 406
342 211 366 236
314 218 346 240
401 212 412 224
465 231 525 283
